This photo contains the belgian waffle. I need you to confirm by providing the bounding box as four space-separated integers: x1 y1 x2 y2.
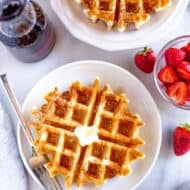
29 78 145 189
75 0 172 31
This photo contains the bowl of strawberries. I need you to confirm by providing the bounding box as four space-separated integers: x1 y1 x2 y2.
154 35 190 110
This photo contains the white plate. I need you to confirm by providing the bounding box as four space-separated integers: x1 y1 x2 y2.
50 0 188 51
17 60 162 190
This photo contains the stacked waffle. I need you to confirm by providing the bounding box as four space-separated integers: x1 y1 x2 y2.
29 78 145 189
75 0 172 31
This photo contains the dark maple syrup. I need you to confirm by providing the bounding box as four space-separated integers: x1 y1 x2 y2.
0 0 56 63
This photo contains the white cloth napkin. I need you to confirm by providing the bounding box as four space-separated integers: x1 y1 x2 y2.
0 103 28 190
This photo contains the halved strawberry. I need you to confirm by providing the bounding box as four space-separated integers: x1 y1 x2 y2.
177 61 190 81
181 43 190 61
165 48 186 68
187 82 190 101
167 82 188 105
158 66 178 84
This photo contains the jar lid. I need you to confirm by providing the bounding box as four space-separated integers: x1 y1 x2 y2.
0 0 26 21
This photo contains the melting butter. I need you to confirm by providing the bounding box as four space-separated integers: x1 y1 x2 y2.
74 126 98 147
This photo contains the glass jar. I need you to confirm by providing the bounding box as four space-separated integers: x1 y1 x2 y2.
0 0 56 63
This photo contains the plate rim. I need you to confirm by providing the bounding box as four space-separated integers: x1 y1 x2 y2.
50 0 188 51
17 60 162 190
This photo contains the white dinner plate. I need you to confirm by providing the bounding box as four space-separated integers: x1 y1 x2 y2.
17 60 162 190
50 0 188 51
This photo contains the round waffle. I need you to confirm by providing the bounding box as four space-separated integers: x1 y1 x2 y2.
75 0 172 31
29 78 145 189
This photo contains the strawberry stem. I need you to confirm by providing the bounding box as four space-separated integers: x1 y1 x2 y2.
143 47 149 52
180 123 190 131
137 47 150 56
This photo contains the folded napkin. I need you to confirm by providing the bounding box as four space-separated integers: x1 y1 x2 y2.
0 103 28 190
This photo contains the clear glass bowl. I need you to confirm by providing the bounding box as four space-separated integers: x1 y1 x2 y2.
154 35 190 110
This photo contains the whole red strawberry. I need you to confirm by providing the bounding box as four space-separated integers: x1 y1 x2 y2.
177 61 190 81
173 124 190 156
135 47 156 73
165 48 186 68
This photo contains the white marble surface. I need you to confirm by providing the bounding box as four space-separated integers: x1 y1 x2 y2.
0 1 190 190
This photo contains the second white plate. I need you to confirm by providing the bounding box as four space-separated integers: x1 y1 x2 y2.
50 0 188 51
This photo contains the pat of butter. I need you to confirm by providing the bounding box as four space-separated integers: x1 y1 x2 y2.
74 126 98 147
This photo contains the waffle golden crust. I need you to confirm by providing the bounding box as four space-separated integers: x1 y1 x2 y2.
29 78 145 189
75 0 172 31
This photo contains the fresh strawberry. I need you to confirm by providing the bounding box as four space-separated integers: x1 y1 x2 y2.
187 82 190 100
181 43 190 61
135 47 156 73
177 61 190 81
158 66 178 84
173 124 190 156
167 82 188 105
165 48 186 68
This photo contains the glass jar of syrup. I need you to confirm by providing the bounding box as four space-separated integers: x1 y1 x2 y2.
0 0 56 63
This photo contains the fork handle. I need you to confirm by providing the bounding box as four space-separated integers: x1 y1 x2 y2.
0 74 34 144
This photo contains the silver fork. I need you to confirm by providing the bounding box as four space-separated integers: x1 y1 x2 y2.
0 74 62 190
